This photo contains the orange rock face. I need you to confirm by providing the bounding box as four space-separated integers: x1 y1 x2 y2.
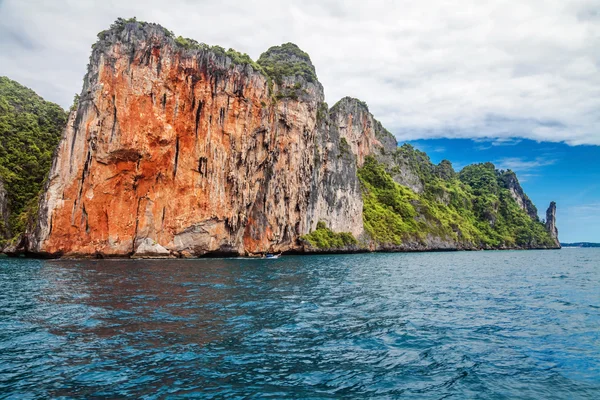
30 22 390 257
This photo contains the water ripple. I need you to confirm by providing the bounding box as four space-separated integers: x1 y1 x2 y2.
1 250 599 398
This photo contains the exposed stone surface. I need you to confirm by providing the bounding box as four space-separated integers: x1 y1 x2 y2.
546 201 560 247
306 114 363 238
328 97 396 166
133 237 172 258
501 171 539 220
387 150 427 193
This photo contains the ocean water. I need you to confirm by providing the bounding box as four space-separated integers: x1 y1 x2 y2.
0 250 599 399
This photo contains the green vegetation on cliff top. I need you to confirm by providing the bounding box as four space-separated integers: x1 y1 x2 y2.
98 18 318 89
0 77 67 243
359 150 556 249
96 18 267 75
257 43 318 84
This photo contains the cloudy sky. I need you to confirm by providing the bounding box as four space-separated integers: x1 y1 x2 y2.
1 0 599 240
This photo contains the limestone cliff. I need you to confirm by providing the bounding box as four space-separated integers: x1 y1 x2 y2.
500 171 539 220
7 18 559 257
26 20 385 257
546 202 560 248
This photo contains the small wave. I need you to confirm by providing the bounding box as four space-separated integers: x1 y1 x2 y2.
2 251 599 398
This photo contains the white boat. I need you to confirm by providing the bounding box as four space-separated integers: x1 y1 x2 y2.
265 253 281 259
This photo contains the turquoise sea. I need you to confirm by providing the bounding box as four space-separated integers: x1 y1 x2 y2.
1 249 599 398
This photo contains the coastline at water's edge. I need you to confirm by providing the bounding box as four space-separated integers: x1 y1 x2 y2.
3 244 562 260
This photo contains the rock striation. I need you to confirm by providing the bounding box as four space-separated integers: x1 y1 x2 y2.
5 19 560 257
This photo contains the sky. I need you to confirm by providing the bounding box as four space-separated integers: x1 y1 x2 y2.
0 0 599 241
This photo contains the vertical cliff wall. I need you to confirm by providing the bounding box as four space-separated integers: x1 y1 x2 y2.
28 21 386 257
501 171 539 220
305 97 398 239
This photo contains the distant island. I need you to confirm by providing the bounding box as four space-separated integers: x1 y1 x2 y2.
561 242 600 248
0 18 560 258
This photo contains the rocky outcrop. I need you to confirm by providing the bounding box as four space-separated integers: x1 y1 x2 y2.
303 97 397 239
132 237 172 258
306 107 363 238
25 20 388 258
7 19 559 258
328 97 396 166
501 171 539 220
546 201 560 248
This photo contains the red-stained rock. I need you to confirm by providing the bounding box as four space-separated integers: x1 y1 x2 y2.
28 21 390 257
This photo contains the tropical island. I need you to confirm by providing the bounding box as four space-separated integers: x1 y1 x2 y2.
0 18 559 258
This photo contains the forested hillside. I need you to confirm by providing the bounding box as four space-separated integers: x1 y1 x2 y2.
357 147 557 250
0 77 68 247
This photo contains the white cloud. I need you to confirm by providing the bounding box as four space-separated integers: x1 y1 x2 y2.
1 0 599 145
491 138 523 147
513 173 539 183
562 203 600 224
569 203 600 213
495 156 556 172
475 137 524 150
